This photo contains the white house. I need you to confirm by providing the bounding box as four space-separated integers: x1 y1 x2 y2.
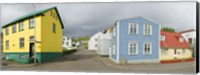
97 28 112 56
180 29 196 48
88 32 103 50
63 36 73 49
75 41 81 47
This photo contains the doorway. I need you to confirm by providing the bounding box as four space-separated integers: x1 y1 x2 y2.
174 49 178 59
29 43 35 58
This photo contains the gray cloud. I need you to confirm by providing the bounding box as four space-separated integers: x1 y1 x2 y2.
1 2 196 38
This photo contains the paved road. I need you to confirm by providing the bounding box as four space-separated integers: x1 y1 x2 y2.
0 45 196 74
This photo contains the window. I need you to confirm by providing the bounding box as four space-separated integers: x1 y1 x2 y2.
12 24 16 33
66 42 69 45
182 49 186 54
29 36 35 42
56 16 58 20
161 48 168 55
128 22 138 34
95 44 98 47
53 13 55 18
112 45 116 55
29 18 35 28
52 23 56 33
95 38 98 42
51 11 53 16
19 22 24 31
144 42 152 54
63 38 65 41
174 49 177 54
6 40 9 49
20 38 24 48
188 38 192 45
54 14 56 19
6 27 9 35
144 24 152 35
160 35 165 41
113 27 116 36
128 42 138 55
179 37 184 43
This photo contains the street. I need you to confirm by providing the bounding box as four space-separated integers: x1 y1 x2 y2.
1 45 196 74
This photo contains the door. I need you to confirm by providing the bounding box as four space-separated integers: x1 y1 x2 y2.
29 43 35 58
174 49 178 59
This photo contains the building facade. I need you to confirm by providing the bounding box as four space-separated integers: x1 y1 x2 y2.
88 32 103 50
180 29 196 50
2 7 64 63
62 36 73 49
109 17 160 64
160 31 192 60
97 28 112 56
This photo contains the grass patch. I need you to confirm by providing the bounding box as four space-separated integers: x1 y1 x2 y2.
2 58 17 65
83 43 88 49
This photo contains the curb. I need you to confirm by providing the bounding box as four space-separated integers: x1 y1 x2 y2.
161 58 195 64
3 63 40 67
95 56 127 70
96 56 195 71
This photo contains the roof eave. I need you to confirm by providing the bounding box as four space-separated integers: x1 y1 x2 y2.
2 14 44 28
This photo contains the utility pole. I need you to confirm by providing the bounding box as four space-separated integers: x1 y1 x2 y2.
32 4 37 64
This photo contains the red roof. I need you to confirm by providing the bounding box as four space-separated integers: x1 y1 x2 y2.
160 31 190 48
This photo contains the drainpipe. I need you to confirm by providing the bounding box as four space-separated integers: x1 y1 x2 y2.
32 4 37 64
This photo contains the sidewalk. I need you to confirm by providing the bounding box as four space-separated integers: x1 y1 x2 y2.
96 56 196 71
1 61 40 67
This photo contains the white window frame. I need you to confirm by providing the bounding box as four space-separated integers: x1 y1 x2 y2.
160 35 165 41
113 27 116 36
29 36 35 42
179 37 184 43
19 38 25 48
12 24 16 33
143 42 152 55
144 24 152 35
112 45 116 55
182 49 186 54
128 42 138 55
29 18 35 28
6 40 9 49
19 22 24 31
128 22 138 34
161 48 168 55
6 27 9 35
66 42 69 46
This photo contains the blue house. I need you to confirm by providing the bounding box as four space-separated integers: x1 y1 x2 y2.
109 17 160 64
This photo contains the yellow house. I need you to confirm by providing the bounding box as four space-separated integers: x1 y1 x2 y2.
160 31 192 61
2 7 64 63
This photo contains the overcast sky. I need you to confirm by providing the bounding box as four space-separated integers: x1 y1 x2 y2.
0 2 196 38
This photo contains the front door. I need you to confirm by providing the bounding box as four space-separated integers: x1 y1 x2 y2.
174 49 178 59
29 43 35 58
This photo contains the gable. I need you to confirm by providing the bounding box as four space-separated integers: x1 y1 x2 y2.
2 7 64 29
160 31 190 48
48 8 64 29
119 17 159 26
